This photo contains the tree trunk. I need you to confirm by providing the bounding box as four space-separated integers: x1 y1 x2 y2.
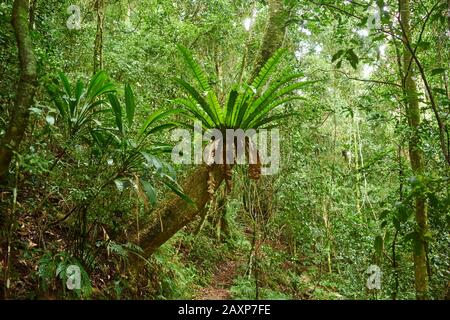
0 0 37 183
28 0 37 30
93 0 105 73
399 0 429 300
130 165 224 263
448 0 450 34
250 0 287 82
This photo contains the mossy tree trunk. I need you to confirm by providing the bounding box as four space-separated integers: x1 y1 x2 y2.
130 165 224 263
399 0 429 300
250 0 287 82
0 0 37 183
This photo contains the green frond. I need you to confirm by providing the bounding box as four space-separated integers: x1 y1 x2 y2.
271 80 319 101
242 73 306 127
225 88 239 127
108 93 123 134
175 78 219 126
124 84 135 127
248 97 306 128
244 81 317 128
230 84 253 127
177 44 211 92
205 90 224 125
145 123 178 135
250 48 287 91
172 98 214 128
174 46 304 131
58 72 72 96
140 109 184 137
252 112 300 129
86 71 116 103
74 80 84 107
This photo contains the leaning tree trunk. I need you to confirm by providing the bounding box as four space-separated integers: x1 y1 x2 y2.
130 165 224 262
399 0 429 300
127 0 288 264
0 0 37 183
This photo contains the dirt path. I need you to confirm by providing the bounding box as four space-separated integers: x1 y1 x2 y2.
195 260 238 300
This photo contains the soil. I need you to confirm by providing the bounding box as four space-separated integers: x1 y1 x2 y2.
195 260 238 300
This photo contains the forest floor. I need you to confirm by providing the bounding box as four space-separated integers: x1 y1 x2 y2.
195 259 239 300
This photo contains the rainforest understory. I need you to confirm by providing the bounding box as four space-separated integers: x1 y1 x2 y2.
0 0 449 300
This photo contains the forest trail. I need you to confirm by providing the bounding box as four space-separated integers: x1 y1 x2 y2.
195 260 238 300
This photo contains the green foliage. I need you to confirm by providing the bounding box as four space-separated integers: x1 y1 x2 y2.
175 45 314 130
47 71 190 207
1 0 449 302
47 71 116 138
149 241 199 299
38 251 92 298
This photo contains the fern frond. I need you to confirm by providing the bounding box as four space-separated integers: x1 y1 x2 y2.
271 80 318 101
252 112 300 129
58 72 72 96
205 90 224 125
225 87 238 127
175 78 219 126
248 97 306 128
250 48 287 91
177 45 211 92
243 73 305 127
172 97 214 128
230 83 253 127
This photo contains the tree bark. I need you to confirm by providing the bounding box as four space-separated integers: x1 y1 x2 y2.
447 0 450 34
250 0 287 82
28 0 37 30
93 0 105 73
0 0 37 183
129 165 224 263
399 0 429 300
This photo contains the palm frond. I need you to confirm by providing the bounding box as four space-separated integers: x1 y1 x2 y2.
108 93 123 134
